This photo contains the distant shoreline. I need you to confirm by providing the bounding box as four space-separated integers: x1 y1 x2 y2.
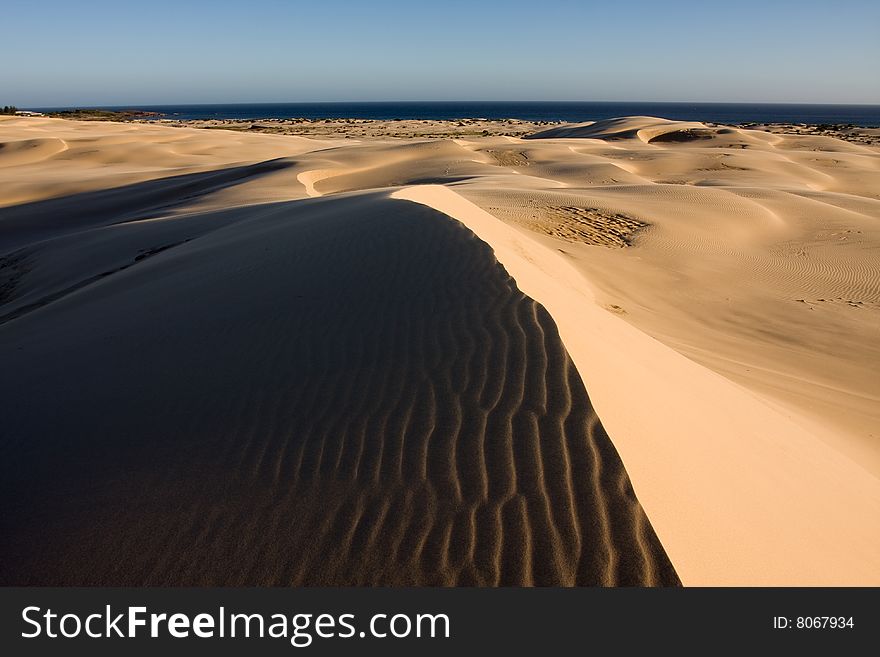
24 101 880 127
20 109 880 145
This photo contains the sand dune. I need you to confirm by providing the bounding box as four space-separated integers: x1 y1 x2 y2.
393 185 880 586
0 193 677 586
0 118 676 586
0 116 327 208
0 136 69 166
1 115 879 585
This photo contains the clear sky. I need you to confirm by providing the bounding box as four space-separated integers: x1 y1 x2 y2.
5 0 879 106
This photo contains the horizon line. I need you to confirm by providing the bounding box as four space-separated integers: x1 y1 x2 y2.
22 99 880 110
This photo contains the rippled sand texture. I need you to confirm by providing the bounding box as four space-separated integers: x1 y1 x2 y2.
0 191 678 586
2 115 879 585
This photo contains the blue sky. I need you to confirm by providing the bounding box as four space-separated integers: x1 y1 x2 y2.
5 0 879 106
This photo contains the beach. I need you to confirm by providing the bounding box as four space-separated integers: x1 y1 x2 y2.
1 114 878 586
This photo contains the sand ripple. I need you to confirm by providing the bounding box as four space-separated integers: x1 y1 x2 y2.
0 193 678 586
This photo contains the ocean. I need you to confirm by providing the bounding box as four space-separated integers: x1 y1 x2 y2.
32 101 880 126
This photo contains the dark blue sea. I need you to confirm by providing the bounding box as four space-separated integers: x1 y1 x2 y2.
32 102 880 126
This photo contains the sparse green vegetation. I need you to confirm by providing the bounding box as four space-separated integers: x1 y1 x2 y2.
1 105 19 115
48 108 163 121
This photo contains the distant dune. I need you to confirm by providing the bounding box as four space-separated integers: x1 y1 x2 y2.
1 115 878 585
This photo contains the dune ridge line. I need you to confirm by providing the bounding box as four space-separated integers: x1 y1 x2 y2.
391 184 880 586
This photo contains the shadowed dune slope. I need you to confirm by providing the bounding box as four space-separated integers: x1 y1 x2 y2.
0 159 297 252
0 192 678 586
523 117 693 141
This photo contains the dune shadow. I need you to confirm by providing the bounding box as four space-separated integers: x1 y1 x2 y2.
0 158 297 252
0 191 680 587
